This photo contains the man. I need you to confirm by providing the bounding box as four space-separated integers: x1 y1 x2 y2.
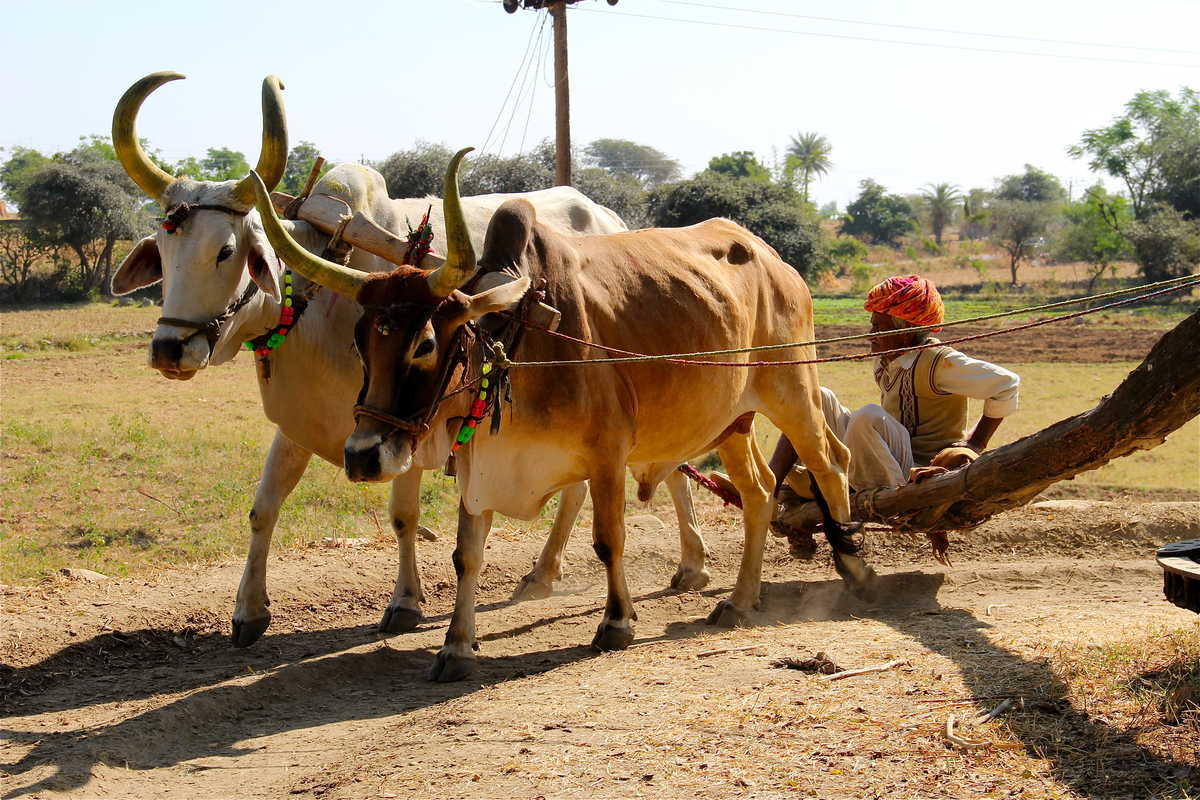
719 275 1020 560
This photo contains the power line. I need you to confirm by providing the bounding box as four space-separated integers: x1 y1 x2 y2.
575 6 1200 68
481 12 544 156
519 15 551 153
497 12 548 156
661 0 1200 56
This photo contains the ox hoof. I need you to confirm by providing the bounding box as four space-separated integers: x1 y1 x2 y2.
429 650 477 683
591 622 635 652
705 599 750 628
832 552 879 604
510 574 554 603
669 566 711 592
230 614 271 648
378 605 424 634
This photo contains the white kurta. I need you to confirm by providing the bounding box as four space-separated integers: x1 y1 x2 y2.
819 347 1020 490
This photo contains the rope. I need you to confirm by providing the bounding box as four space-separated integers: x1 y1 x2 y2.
498 276 1200 369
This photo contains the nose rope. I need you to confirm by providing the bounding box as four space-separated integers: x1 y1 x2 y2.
156 279 260 351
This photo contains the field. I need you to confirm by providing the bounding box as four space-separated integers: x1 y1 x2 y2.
2 299 1199 798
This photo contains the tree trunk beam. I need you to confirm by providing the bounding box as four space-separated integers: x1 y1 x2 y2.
779 308 1200 533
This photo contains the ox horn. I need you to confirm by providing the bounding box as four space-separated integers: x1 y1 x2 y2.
248 170 370 299
112 71 184 201
232 75 289 207
425 147 477 298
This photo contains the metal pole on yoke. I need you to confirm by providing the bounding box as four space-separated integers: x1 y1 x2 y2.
502 0 619 186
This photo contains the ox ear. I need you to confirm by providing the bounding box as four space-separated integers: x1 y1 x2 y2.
461 276 531 322
246 231 282 302
112 236 162 295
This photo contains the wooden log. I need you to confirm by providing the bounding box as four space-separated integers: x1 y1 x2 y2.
778 308 1200 533
270 190 444 269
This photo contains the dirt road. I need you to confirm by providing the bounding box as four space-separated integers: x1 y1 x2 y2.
2 499 1198 799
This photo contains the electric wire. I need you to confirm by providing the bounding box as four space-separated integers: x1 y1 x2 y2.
574 6 1200 68
480 12 543 157
498 12 547 156
661 0 1200 56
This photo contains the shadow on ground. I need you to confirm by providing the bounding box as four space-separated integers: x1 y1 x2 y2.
1 570 1195 798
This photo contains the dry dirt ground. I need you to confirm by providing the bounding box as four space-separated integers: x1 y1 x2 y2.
3 499 1199 800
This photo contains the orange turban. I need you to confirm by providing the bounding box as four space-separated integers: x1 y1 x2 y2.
864 275 944 330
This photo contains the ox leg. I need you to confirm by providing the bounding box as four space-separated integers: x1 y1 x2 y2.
232 429 312 647
768 382 878 602
379 469 426 633
590 464 637 651
706 431 772 627
666 468 711 591
430 501 493 682
512 481 588 603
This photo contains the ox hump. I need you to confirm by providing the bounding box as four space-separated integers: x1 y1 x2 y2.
482 199 538 267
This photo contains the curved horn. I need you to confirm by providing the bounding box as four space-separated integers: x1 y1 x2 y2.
248 170 370 299
233 76 289 206
426 147 477 298
112 71 183 201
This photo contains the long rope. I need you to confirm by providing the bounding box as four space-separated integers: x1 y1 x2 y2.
499 276 1200 369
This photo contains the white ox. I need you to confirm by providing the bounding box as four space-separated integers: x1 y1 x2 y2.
110 72 710 647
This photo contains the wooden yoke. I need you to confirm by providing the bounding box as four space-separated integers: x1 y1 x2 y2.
270 190 445 269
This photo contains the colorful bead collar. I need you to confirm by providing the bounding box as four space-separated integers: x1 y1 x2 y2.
451 362 494 453
243 270 300 356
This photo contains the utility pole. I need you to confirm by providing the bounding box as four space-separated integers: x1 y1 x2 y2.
550 1 571 186
503 0 619 187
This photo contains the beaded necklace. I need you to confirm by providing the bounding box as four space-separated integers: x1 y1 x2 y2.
451 362 494 453
243 271 297 356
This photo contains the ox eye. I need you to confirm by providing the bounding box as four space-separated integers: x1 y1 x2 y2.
216 245 235 263
414 339 435 358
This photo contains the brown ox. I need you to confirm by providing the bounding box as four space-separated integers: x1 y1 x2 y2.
248 151 870 682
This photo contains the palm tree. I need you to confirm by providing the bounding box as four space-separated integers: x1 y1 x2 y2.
785 132 832 204
920 182 963 246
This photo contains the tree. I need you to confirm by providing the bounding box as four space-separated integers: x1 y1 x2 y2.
199 147 251 182
0 147 51 207
995 164 1066 204
705 151 771 183
1070 88 1200 220
19 161 147 294
840 179 916 246
960 187 992 241
0 221 61 302
583 138 681 186
785 132 832 204
990 199 1056 286
459 152 552 195
1055 185 1133 292
919 183 962 246
280 141 330 196
649 171 821 276
990 165 1065 285
375 142 454 198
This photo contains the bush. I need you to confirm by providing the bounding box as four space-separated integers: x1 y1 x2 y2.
822 236 869 276
1126 205 1200 282
648 172 822 276
574 167 649 229
840 179 916 246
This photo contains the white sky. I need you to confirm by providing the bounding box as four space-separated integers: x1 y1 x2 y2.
2 0 1197 207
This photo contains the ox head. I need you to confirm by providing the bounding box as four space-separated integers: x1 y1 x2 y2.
249 149 530 481
110 72 289 379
